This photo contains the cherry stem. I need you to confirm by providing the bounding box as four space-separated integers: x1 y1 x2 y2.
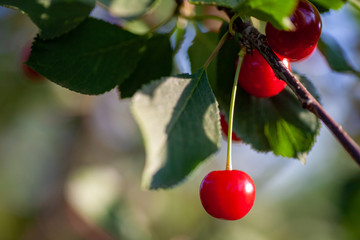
228 14 360 166
204 31 230 69
226 48 246 171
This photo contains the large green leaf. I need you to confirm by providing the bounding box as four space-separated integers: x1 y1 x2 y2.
98 0 156 18
318 33 360 77
0 0 95 39
118 34 173 98
131 69 221 189
27 18 148 95
215 33 320 162
189 0 298 29
233 75 320 162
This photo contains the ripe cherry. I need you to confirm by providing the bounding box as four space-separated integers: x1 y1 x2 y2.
21 42 44 81
237 50 290 98
200 170 255 220
220 112 241 142
265 0 322 61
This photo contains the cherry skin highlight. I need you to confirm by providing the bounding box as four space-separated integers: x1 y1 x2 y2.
237 50 290 98
265 0 322 61
220 113 241 142
200 170 255 220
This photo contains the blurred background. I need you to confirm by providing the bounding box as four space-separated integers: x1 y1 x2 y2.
0 1 359 239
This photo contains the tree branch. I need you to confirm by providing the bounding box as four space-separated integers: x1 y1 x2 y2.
230 17 360 166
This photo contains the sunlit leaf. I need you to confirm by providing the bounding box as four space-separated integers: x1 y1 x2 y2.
189 0 298 30
131 69 221 189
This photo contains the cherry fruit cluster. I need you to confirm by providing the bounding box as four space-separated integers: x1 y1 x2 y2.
266 0 322 62
199 0 322 221
238 0 322 98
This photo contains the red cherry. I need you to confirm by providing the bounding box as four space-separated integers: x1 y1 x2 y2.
220 113 241 142
21 42 44 81
265 0 322 61
237 50 290 98
200 170 255 220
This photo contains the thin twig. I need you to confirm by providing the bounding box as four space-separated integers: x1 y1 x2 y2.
204 31 229 68
229 17 360 166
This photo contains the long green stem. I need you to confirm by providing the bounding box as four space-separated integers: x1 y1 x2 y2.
226 48 246 171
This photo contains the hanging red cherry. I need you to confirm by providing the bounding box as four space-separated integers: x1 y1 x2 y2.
200 170 256 220
265 0 322 61
237 50 290 98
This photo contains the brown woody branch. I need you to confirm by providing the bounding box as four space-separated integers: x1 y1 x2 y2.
230 16 360 166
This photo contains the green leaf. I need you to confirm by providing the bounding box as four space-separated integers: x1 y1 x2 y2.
348 0 360 12
215 33 320 161
119 34 173 98
309 1 331 13
318 33 360 77
131 69 221 189
98 0 156 18
310 0 345 10
236 0 298 30
0 0 95 39
189 0 239 8
234 75 320 162
27 18 148 95
189 0 298 29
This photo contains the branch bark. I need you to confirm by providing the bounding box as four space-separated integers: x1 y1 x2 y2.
230 17 360 166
